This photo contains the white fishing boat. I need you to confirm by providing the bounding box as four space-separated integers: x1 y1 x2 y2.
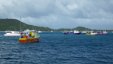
4 31 20 36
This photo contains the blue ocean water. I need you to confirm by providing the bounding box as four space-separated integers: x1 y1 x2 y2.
0 32 113 64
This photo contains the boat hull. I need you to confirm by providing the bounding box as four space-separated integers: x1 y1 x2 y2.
19 38 39 43
4 34 20 36
74 33 81 35
4 31 20 36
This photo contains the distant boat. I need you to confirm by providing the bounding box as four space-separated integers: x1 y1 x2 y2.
102 31 108 34
73 30 81 35
50 31 53 32
19 29 40 43
63 30 81 35
97 31 108 35
38 31 42 33
90 32 97 35
63 31 73 34
4 31 20 36
63 32 69 34
86 31 97 35
81 31 87 34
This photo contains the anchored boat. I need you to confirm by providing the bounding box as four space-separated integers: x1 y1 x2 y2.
73 30 81 35
86 31 97 35
19 30 40 43
4 31 20 36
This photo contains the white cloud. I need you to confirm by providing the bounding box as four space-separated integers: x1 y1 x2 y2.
67 4 78 11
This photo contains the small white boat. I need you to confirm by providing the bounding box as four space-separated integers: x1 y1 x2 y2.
73 30 81 35
74 30 79 33
90 32 97 35
50 31 53 32
103 31 108 34
81 31 87 34
38 31 42 33
4 31 20 36
86 31 97 35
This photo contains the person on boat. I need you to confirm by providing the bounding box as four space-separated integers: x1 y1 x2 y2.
19 30 40 43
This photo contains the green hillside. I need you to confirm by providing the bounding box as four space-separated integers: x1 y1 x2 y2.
0 19 52 31
73 26 91 31
1 19 110 32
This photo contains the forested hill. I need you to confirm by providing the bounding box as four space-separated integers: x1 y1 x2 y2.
0 19 52 31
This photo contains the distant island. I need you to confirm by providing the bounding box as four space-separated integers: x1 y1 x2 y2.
56 27 91 31
57 27 113 32
0 19 52 31
0 19 112 32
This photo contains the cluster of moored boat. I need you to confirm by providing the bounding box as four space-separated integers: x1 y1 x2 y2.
2 30 112 43
3 29 40 43
63 30 109 35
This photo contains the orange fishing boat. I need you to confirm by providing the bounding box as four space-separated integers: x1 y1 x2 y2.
19 30 40 43
19 38 39 43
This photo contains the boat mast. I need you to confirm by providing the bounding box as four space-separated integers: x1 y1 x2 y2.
19 17 22 32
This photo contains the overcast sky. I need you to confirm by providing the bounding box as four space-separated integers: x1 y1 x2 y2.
0 0 113 29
